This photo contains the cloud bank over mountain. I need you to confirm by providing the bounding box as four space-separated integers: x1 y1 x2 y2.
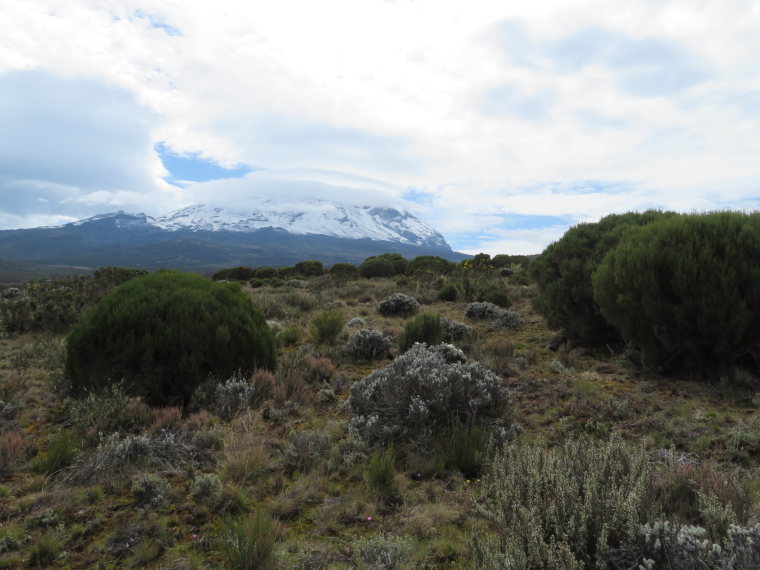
2 1 759 255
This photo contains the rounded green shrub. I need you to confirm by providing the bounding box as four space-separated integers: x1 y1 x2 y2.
406 255 452 276
65 271 276 406
329 262 358 280
592 212 760 377
530 210 674 344
359 256 396 278
438 283 458 302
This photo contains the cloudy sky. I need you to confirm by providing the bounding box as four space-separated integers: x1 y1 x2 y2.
1 0 759 255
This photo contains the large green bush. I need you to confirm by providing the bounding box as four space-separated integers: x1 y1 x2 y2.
592 212 760 377
359 253 408 278
530 210 674 344
65 271 276 406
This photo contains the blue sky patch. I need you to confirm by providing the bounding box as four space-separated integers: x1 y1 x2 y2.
156 143 254 185
134 10 182 36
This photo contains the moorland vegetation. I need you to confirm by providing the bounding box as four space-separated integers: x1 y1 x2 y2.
0 210 759 568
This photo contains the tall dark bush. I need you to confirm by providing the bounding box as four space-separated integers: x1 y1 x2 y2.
530 210 674 344
294 260 324 277
329 262 358 280
405 255 452 276
359 253 408 278
65 271 276 406
592 212 760 376
397 313 443 353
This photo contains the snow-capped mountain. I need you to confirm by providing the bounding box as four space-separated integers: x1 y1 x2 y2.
0 198 464 277
154 199 449 249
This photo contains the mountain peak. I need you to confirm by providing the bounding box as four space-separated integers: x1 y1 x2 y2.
153 199 450 249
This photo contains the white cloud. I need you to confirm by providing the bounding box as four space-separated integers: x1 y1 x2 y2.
0 0 759 252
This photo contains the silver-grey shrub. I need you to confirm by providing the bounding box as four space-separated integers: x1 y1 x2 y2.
441 317 471 342
214 374 256 421
473 436 654 569
377 293 419 317
464 302 503 320
348 344 507 447
131 472 170 509
344 329 391 362
606 520 760 570
494 309 523 330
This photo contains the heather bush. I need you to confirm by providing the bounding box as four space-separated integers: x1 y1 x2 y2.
349 343 508 447
464 301 503 320
377 292 419 317
345 329 392 362
474 436 654 569
65 271 276 407
360 253 408 278
397 312 443 353
329 262 358 280
294 259 325 277
530 210 674 345
405 255 452 276
310 311 344 344
438 283 458 302
593 212 760 376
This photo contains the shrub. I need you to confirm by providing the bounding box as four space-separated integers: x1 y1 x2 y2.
310 311 344 344
530 210 674 345
276 327 301 347
329 262 358 280
294 260 324 277
214 374 256 421
305 357 336 383
493 310 523 330
285 279 308 288
377 293 419 317
397 313 443 353
355 533 413 569
221 509 278 570
190 473 223 501
438 283 458 302
441 317 471 342
65 271 276 407
254 267 280 279
427 343 467 364
286 430 329 474
473 436 654 569
212 267 255 282
9 337 66 370
131 473 170 508
359 253 408 278
593 212 760 377
345 329 392 361
464 302 503 320
349 343 508 447
406 255 452 276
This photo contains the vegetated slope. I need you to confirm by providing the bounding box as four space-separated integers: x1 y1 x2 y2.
0 263 758 569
